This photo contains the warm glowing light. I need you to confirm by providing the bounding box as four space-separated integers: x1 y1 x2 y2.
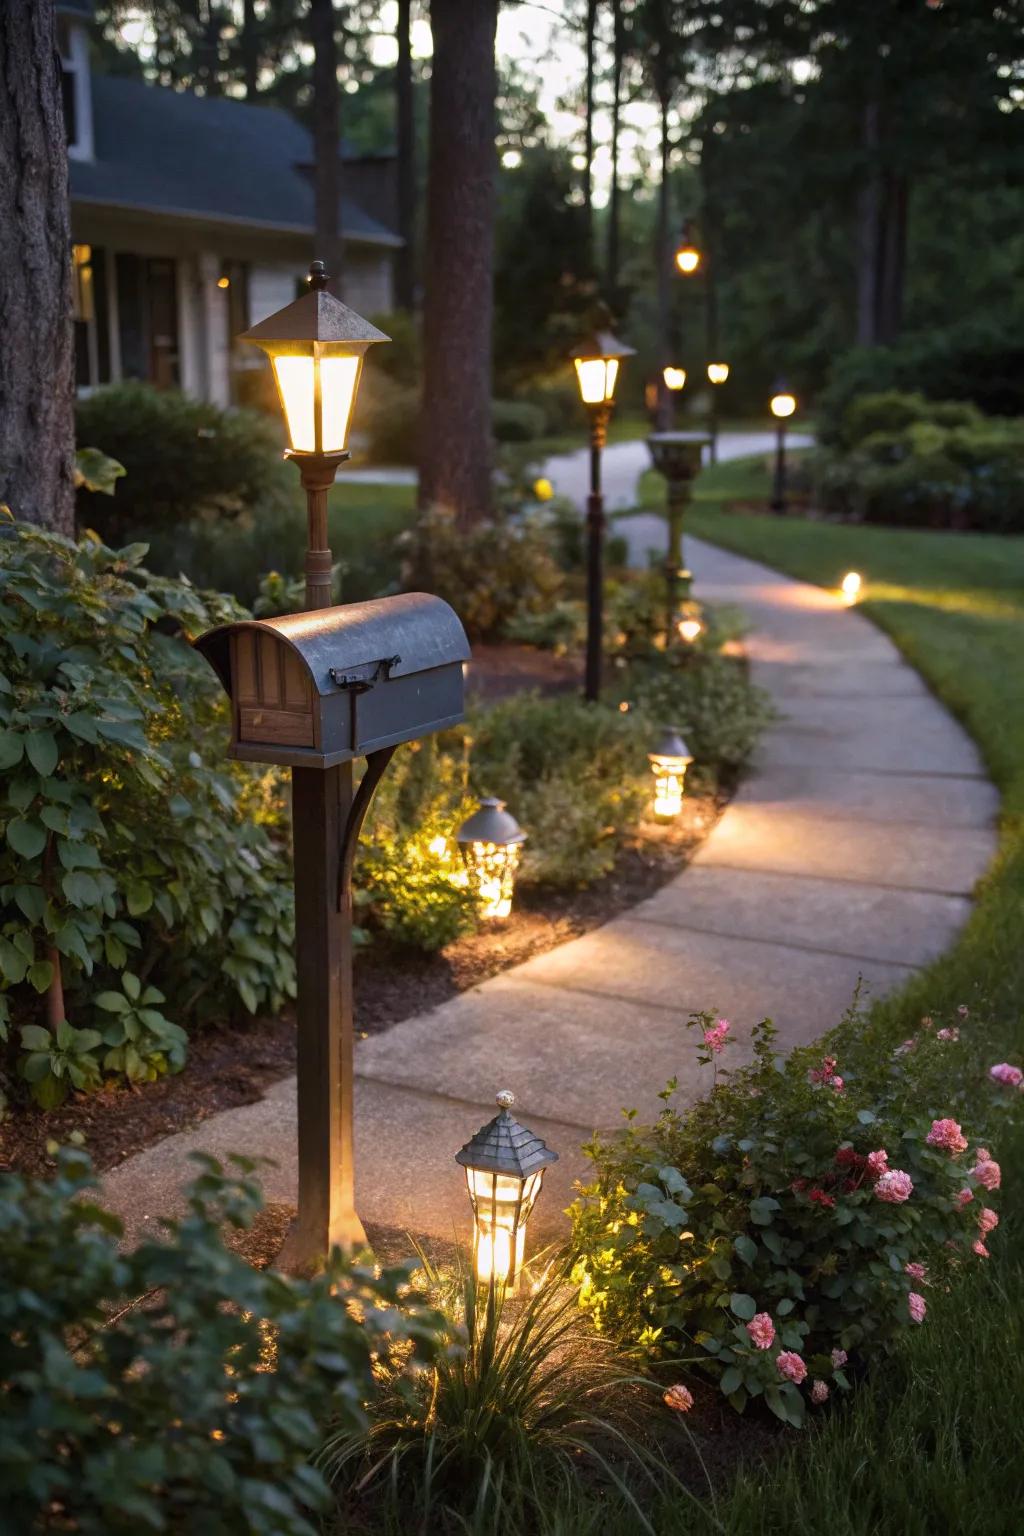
318 355 360 452
575 356 619 405
675 245 701 275
663 366 687 391
648 731 694 820
533 477 553 501
466 1167 542 1285
468 841 521 919
272 356 317 452
770 392 797 419
217 275 231 289
619 700 631 713
428 834 449 858
841 571 863 604
707 362 730 385
678 617 704 644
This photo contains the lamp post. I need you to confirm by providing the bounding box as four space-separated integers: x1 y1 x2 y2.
769 382 797 514
706 362 729 465
646 430 710 629
456 1090 558 1291
674 218 702 276
455 798 526 920
572 317 635 704
662 365 686 429
239 260 390 1266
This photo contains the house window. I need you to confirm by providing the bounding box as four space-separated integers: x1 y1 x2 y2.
57 17 93 161
72 243 110 391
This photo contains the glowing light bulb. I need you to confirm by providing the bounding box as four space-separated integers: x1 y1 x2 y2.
428 835 448 858
678 617 703 644
663 366 686 391
841 571 862 604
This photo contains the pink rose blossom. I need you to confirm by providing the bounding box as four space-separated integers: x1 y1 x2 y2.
972 1238 990 1258
831 1348 848 1368
830 1075 845 1093
978 1206 999 1235
904 1262 927 1283
776 1351 807 1385
808 1055 839 1085
973 1154 1001 1191
703 1019 731 1055
926 1118 968 1155
989 1062 1023 1088
936 1027 959 1042
908 1292 926 1324
746 1312 775 1350
875 1169 914 1204
866 1149 889 1180
811 1379 830 1405
663 1383 694 1413
956 1187 974 1209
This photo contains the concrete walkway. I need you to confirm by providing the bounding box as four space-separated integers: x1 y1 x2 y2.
100 540 997 1251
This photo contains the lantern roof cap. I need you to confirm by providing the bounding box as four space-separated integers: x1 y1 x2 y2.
649 726 693 763
456 1091 559 1178
241 262 390 347
456 797 526 848
570 302 635 363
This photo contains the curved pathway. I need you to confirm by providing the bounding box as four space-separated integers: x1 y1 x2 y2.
100 539 997 1249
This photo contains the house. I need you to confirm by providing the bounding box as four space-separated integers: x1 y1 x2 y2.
59 0 401 406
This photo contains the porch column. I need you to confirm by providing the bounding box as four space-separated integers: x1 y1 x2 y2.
196 251 231 407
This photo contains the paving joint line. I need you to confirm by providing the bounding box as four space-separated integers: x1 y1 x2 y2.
353 1071 594 1132
494 974 703 1017
693 862 976 899
752 762 990 783
619 913 920 970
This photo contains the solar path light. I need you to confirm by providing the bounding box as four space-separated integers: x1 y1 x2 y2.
456 1090 558 1291
648 727 694 818
455 797 526 920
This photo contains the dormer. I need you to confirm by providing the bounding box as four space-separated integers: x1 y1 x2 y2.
57 0 94 162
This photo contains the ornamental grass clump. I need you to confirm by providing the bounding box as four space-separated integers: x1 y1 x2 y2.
570 1004 1009 1429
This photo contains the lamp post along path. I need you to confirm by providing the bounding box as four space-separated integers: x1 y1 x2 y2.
194 262 471 1273
572 317 635 703
646 431 710 631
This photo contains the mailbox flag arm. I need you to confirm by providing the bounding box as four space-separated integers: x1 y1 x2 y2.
338 745 397 910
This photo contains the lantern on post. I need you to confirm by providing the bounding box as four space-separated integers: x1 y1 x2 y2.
572 313 635 704
769 382 797 514
674 219 702 275
456 798 526 920
456 1090 559 1290
706 361 729 464
648 727 693 818
241 260 389 610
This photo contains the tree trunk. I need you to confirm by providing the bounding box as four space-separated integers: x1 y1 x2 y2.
419 0 496 528
0 0 75 536
583 0 597 259
855 93 882 346
395 0 416 311
655 90 672 430
607 0 623 296
877 172 908 345
242 0 259 97
310 0 343 293
701 124 719 360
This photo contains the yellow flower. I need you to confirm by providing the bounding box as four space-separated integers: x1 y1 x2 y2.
533 477 554 501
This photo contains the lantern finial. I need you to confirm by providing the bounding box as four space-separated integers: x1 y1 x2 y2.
308 260 329 291
496 1089 516 1110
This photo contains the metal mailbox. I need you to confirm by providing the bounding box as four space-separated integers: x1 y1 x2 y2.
194 591 471 768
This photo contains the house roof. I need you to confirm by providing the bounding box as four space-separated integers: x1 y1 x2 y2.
71 73 400 247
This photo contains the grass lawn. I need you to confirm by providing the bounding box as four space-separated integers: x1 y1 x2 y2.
655 502 1024 1535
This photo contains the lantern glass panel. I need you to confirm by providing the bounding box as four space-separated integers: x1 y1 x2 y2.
469 840 521 919
675 246 700 274
272 355 317 452
649 754 689 817
575 356 618 405
466 1167 543 1287
770 392 796 419
320 353 361 452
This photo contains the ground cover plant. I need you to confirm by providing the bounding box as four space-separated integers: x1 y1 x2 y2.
0 1144 443 1535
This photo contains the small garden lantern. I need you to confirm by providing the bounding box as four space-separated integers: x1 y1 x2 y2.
769 381 797 514
707 362 730 385
456 1090 559 1290
456 798 526 920
572 314 635 703
674 220 701 275
241 260 389 609
649 727 693 818
677 615 704 644
841 571 863 604
663 365 686 392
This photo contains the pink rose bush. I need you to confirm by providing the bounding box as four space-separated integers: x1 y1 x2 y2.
703 1018 731 1055
572 1008 1008 1430
989 1062 1022 1089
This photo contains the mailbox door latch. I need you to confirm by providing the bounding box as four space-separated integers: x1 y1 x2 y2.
329 655 402 693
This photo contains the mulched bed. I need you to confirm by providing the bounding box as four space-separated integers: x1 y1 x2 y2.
1 794 720 1182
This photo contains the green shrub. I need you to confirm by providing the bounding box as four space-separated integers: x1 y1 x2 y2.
628 652 775 784
0 1145 443 1535
0 522 295 1107
518 373 584 436
811 393 1024 533
399 507 565 643
359 373 419 465
74 382 289 541
492 398 547 443
467 693 653 887
571 1005 1009 1428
